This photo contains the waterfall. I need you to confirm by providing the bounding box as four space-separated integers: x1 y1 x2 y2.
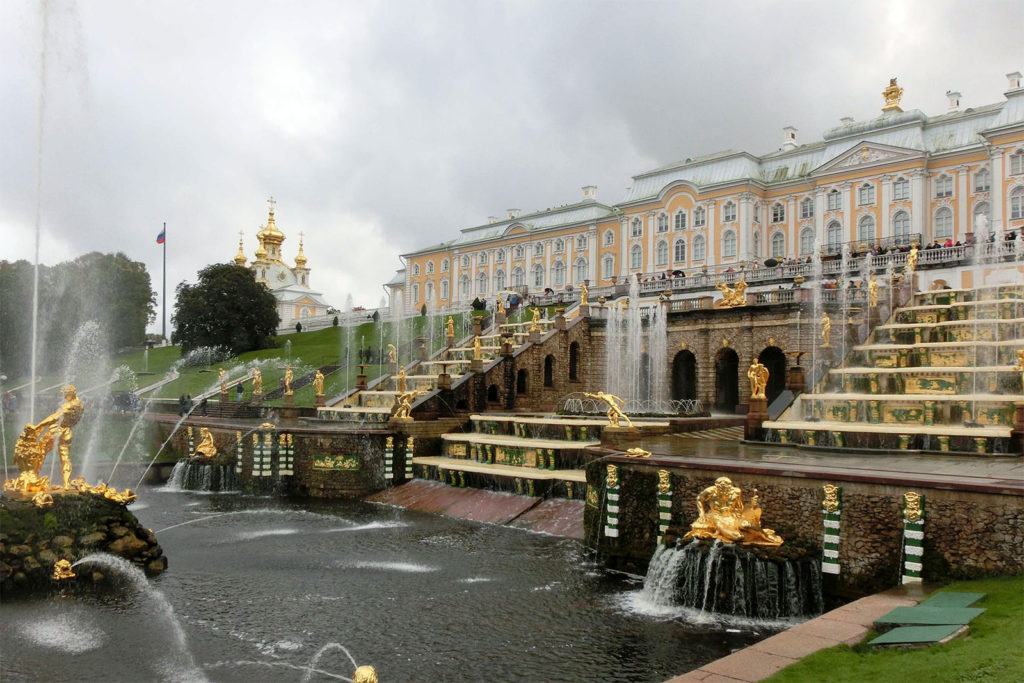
164 458 240 492
640 540 823 618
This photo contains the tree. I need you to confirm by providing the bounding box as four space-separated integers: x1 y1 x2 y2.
171 264 279 355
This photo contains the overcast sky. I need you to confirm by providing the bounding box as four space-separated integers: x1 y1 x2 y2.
1 0 1020 333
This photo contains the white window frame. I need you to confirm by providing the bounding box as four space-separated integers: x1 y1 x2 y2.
892 178 910 201
574 258 587 283
440 278 449 300
512 267 525 288
770 231 785 257
935 175 953 198
723 202 737 222
476 272 487 294
934 207 953 240
655 240 668 267
656 213 669 233
460 275 470 298
630 244 643 270
974 168 991 192
513 245 524 260
602 256 614 279
826 221 842 251
771 203 785 223
693 235 705 261
532 263 544 288
858 183 875 206
858 215 875 244
693 206 706 227
534 243 544 257
826 190 841 212
426 261 434 274
575 235 587 251
1010 188 1024 220
1010 150 1024 176
722 230 737 258
630 218 643 238
496 249 505 263
799 198 813 219
603 229 615 246
799 228 814 255
893 211 911 245
478 253 487 265
673 238 686 262
554 239 564 254
553 261 566 287
412 263 420 276
674 210 687 230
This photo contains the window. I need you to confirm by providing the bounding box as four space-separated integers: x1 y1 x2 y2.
603 229 615 246
771 203 785 223
512 267 524 288
426 261 434 274
674 210 687 230
771 232 785 257
723 201 737 222
513 245 524 260
1011 150 1024 176
935 175 953 198
412 263 420 276
974 168 991 192
858 183 876 205
534 243 544 257
495 269 506 291
800 197 814 219
893 211 911 245
722 230 737 258
693 206 706 227
425 281 434 301
674 238 686 262
934 208 953 240
753 203 760 223
826 221 842 251
575 235 588 251
602 256 614 279
441 279 449 300
532 263 544 288
827 190 841 211
630 244 643 270
657 213 669 233
630 218 643 237
478 253 487 265
441 258 449 272
554 239 564 254
476 272 487 294
973 202 989 229
858 215 875 245
496 249 505 262
461 255 470 268
574 258 587 283
460 275 470 298
655 240 669 267
553 261 565 287
800 228 814 255
892 178 909 201
1011 188 1024 220
693 235 705 261
753 232 760 257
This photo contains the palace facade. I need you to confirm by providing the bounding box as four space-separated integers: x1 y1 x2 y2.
387 73 1024 313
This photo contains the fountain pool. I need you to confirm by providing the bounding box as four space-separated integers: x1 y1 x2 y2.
0 489 777 682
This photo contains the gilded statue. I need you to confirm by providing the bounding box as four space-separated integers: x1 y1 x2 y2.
868 274 879 308
251 367 263 395
218 367 227 393
820 312 832 348
584 391 633 428
606 464 618 488
625 447 651 458
905 243 919 276
392 390 426 420
446 316 455 337
683 477 783 546
396 366 407 392
353 665 379 683
715 278 748 307
657 469 671 495
529 307 541 332
473 336 482 360
4 385 84 492
903 491 923 522
882 77 904 112
822 483 840 513
193 427 218 459
284 365 294 396
313 369 325 396
747 360 769 400
496 297 506 314
53 559 76 580
580 283 589 306
387 343 398 363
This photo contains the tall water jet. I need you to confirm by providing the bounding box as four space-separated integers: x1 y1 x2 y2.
604 276 669 412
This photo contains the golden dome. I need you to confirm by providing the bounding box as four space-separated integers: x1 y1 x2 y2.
294 233 307 266
234 232 247 266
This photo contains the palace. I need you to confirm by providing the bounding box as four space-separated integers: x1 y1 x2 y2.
234 198 332 330
387 73 1024 313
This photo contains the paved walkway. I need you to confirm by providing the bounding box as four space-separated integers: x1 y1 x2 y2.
670 584 928 682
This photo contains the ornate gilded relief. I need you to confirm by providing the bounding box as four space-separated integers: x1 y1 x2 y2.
904 375 956 394
657 470 671 494
606 464 619 488
883 404 925 424
903 492 923 522
312 454 361 470
822 484 840 513
683 477 782 546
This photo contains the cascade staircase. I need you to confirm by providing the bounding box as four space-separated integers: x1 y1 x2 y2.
260 363 342 401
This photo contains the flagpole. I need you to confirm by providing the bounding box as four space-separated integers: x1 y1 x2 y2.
162 221 167 344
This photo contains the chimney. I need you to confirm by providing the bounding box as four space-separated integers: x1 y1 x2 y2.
781 126 798 150
840 116 854 126
581 185 597 200
488 216 499 224
1008 71 1023 91
507 208 521 219
946 90 961 112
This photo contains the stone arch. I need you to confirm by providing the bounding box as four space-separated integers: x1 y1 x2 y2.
639 352 651 399
671 350 697 401
715 347 739 413
516 368 528 394
487 384 500 403
544 355 555 387
569 342 580 381
757 346 787 405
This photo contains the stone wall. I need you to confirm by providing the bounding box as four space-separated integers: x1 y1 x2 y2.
585 459 1024 596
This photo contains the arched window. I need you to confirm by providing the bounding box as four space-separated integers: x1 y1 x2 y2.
513 245 524 259
441 258 449 272
826 221 842 251
412 264 420 276
800 197 814 219
973 202 990 230
934 207 953 240
426 261 434 274
460 274 470 298
858 215 876 245
770 231 785 257
544 355 555 387
693 206 706 227
440 279 449 300
1011 150 1024 175
655 240 669 266
534 243 544 257
674 210 687 230
630 218 643 237
554 239 564 254
771 203 785 223
893 211 911 245
495 269 506 291
603 229 615 246
461 255 470 268
630 244 643 270
693 235 706 261
569 342 580 381
753 232 761 257
800 227 814 255
476 272 487 294
512 267 525 287
426 280 434 301
723 201 737 222
657 213 669 233
722 230 737 258
673 238 686 262
552 261 565 287
574 258 588 283
532 263 544 288
602 256 614 279
1010 187 1024 220
411 283 419 301
974 168 991 192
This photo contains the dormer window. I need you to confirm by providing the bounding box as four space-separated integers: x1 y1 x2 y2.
723 201 737 222
630 218 643 237
892 178 909 201
935 175 953 198
857 183 876 206
771 203 785 223
826 190 842 211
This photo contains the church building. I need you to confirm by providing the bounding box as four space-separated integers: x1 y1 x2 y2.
234 198 332 330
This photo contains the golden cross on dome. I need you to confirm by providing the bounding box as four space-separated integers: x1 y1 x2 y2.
267 196 276 212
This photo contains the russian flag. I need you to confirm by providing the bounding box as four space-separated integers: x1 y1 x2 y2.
156 228 165 244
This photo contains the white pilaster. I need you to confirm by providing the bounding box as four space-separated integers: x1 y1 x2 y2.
619 217 628 278
706 201 717 268
880 175 892 240
739 192 753 261
990 146 1004 229
957 165 969 241
910 170 926 243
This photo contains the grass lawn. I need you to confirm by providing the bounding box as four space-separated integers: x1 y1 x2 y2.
766 575 1024 682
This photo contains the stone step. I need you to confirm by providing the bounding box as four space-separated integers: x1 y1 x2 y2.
412 456 587 482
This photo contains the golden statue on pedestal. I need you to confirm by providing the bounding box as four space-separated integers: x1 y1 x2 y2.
905 243 919 277
387 344 398 363
313 369 325 397
4 385 84 492
446 316 455 337
192 427 218 459
747 360 769 400
218 367 227 394
820 313 832 348
529 307 541 332
284 365 294 396
392 390 426 421
396 366 407 392
251 367 263 396
580 283 589 306
584 391 633 428
496 297 506 315
715 278 748 307
683 477 783 546
868 274 879 308
473 336 482 360
882 77 904 112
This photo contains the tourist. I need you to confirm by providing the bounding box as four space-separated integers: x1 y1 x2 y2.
236 383 243 402
178 394 186 416
200 397 208 416
185 394 194 414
